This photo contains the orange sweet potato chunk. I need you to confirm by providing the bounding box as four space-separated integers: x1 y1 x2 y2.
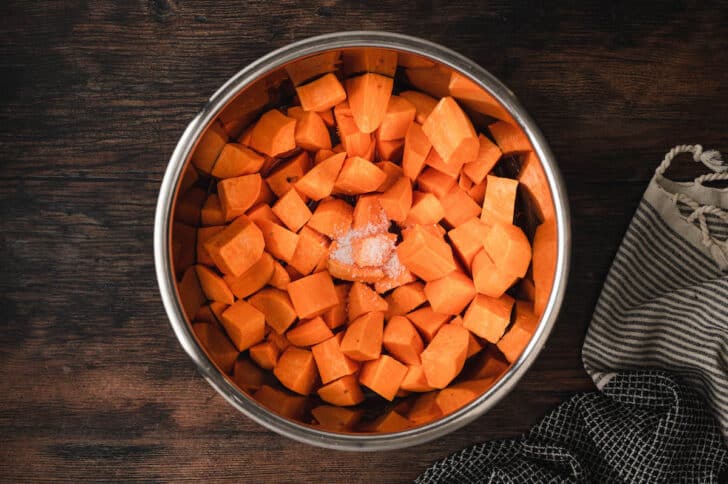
312 334 360 384
265 152 311 197
267 329 290 353
248 288 298 335
295 152 346 201
247 202 281 227
287 271 339 319
257 219 299 263
469 179 487 205
289 226 330 276
375 161 404 191
373 265 417 294
212 143 266 179
351 194 386 230
447 217 490 269
223 252 275 299
296 73 347 112
472 249 518 298
319 108 335 127
383 315 424 365
376 136 405 162
440 185 482 228
335 102 373 158
421 324 470 389
459 173 474 191
195 264 234 305
450 315 485 358
385 282 427 318
378 96 416 141
217 80 268 137
340 311 384 361
351 233 396 269
417 167 456 199
272 187 312 232
407 305 451 342
308 198 353 238
191 121 227 174
220 299 266 351
359 354 408 401
463 294 515 343
406 191 445 225
345 73 394 134
322 283 349 329
173 222 196 277
218 174 263 221
293 110 332 152
250 109 297 157
274 347 318 395
396 225 457 281
315 148 336 163
204 216 265 277
400 90 438 124
334 156 387 195
462 134 502 185
268 259 291 291
347 282 388 321
400 364 434 392
194 304 218 325
483 222 532 279
402 122 432 180
481 175 519 225
286 316 333 347
424 271 476 315
422 96 479 165
317 374 365 406
423 146 463 178
249 341 279 370
497 300 540 362
327 258 384 283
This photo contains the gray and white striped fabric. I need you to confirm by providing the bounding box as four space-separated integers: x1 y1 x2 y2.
583 144 728 439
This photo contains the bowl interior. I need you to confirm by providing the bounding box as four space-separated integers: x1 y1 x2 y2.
167 45 559 436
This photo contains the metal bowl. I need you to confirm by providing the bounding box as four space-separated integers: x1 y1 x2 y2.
154 31 570 450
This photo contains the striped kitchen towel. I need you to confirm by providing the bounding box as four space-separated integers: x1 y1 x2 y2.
418 145 728 483
583 144 728 438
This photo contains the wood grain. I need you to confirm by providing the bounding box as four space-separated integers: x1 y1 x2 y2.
1 0 727 481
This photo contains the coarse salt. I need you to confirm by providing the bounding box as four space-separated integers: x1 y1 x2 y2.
353 234 395 267
383 251 405 279
329 209 397 275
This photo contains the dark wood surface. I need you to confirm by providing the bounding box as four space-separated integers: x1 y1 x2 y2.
2 1 727 481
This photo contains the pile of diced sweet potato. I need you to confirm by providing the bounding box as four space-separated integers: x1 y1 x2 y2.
172 48 557 432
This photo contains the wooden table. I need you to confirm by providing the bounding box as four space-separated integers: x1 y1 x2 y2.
2 1 726 481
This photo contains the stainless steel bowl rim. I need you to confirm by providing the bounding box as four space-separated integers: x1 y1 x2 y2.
154 31 571 451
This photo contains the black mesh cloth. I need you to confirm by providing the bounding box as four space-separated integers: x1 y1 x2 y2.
417 371 727 483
